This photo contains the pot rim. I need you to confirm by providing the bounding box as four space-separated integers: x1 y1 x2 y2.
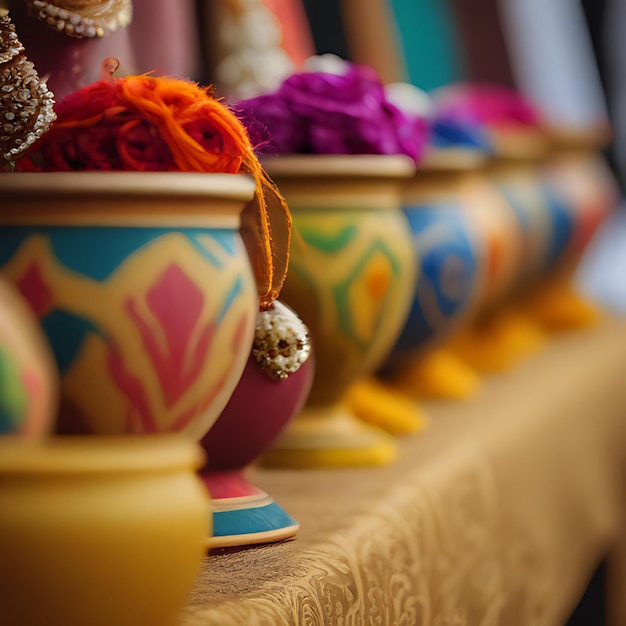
0 435 205 475
0 171 256 201
542 123 612 153
488 127 548 163
418 147 488 172
262 154 416 179
0 172 257 227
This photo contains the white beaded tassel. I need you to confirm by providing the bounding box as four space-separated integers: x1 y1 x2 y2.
252 301 311 380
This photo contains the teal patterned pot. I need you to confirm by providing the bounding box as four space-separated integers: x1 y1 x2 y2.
0 172 258 440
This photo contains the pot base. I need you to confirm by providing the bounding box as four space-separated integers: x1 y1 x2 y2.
450 308 546 373
200 471 299 549
522 279 603 332
389 348 482 401
344 377 428 435
261 404 397 468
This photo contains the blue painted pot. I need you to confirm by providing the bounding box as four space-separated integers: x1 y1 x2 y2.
486 139 585 295
384 156 483 371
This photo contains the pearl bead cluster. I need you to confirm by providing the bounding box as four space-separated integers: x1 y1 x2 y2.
24 0 132 39
0 10 56 161
252 301 311 380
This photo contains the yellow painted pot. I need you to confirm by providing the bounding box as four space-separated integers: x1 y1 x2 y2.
0 172 258 439
0 435 209 626
261 155 416 468
518 127 620 331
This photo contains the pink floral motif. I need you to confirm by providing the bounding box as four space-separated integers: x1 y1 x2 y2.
166 311 251 431
107 345 157 433
104 264 250 434
126 264 214 408
16 263 54 317
106 311 251 434
169 368 230 432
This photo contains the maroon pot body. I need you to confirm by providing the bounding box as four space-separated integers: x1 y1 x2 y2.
200 353 314 470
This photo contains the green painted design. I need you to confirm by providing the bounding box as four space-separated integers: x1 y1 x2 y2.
333 240 404 350
300 225 359 253
0 345 28 433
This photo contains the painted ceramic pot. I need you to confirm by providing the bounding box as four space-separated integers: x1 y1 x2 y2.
0 435 208 626
542 129 619 271
200 339 314 548
459 160 525 311
0 172 258 440
384 149 484 371
438 146 542 375
488 147 557 288
512 129 619 332
259 155 416 468
0 278 57 436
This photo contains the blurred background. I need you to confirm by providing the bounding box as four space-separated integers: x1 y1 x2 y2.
4 0 624 311
5 0 623 327
208 0 626 314
62 0 621 315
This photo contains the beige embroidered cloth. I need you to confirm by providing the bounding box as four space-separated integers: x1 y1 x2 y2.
183 318 626 626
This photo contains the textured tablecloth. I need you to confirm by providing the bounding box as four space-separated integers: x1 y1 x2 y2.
183 318 626 626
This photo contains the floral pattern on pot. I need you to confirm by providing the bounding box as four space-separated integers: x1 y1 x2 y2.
0 226 257 438
281 207 415 406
